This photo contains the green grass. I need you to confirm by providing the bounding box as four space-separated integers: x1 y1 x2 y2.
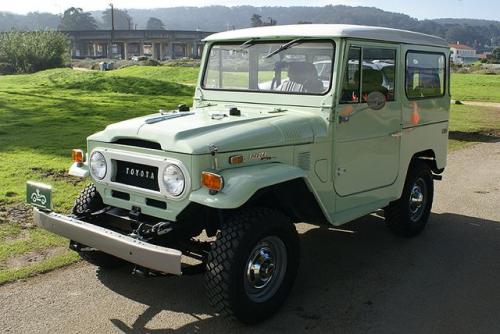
451 73 500 103
0 67 498 284
448 104 500 151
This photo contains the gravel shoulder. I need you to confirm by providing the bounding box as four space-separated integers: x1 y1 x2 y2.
1 142 499 334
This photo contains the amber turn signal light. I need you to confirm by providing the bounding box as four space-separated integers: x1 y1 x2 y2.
201 171 224 192
229 155 244 165
72 149 84 164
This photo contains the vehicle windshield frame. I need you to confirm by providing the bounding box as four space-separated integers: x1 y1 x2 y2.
200 39 336 97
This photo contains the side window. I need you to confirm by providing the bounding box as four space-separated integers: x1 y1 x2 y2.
340 47 361 103
362 48 396 102
406 52 445 99
340 46 396 104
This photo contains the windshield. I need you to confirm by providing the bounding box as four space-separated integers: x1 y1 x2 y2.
202 40 335 95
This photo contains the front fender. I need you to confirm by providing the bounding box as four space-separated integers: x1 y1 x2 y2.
189 163 306 209
68 162 89 178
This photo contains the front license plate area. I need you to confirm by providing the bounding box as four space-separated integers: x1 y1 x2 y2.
114 161 160 191
26 181 52 211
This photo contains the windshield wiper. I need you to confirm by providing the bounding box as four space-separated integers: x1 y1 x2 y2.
239 38 256 49
263 38 303 59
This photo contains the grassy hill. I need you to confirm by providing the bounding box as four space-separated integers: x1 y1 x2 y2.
0 66 498 284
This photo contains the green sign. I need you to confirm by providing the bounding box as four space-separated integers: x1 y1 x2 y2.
26 181 52 211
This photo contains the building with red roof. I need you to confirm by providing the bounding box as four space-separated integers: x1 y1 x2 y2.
450 42 479 64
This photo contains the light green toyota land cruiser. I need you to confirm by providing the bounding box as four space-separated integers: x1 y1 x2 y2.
28 24 450 323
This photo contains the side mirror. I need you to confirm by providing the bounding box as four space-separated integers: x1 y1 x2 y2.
366 91 386 110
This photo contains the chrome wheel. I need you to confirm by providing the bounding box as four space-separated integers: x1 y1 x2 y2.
244 236 287 303
409 177 427 222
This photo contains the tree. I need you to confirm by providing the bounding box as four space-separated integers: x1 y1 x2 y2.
58 7 97 31
250 14 263 27
0 31 69 73
146 17 165 30
263 17 277 26
250 14 277 27
102 8 133 30
490 47 500 63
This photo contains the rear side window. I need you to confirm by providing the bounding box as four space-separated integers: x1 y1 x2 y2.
406 52 445 99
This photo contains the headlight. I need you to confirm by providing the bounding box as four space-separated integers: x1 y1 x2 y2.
90 151 107 180
163 164 185 196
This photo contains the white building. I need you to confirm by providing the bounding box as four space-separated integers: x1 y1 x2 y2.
450 42 479 65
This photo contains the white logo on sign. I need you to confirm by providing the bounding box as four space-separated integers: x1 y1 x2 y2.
31 189 47 205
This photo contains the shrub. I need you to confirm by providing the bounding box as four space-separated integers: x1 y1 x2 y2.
139 59 161 67
0 62 15 75
0 30 70 73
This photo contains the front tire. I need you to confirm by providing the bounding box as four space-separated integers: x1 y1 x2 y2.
385 160 434 237
205 207 300 324
71 184 126 268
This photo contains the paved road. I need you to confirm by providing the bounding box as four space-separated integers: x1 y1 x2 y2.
1 143 499 334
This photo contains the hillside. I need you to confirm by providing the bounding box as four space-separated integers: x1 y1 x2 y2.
0 5 499 48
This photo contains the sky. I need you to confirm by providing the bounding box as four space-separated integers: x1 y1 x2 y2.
1 0 499 20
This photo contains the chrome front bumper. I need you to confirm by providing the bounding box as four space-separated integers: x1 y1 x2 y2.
34 208 182 275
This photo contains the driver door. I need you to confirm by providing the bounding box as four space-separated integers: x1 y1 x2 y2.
333 42 402 198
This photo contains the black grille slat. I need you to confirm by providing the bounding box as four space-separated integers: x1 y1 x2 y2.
114 139 162 150
112 190 130 201
114 161 160 191
146 198 167 209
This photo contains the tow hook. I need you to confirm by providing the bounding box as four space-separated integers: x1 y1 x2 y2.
130 221 173 240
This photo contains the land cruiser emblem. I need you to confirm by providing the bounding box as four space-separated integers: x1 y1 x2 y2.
249 152 272 161
125 167 155 180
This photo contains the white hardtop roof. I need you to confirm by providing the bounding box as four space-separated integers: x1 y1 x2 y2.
203 24 448 48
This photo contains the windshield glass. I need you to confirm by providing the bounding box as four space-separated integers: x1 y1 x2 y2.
202 40 335 95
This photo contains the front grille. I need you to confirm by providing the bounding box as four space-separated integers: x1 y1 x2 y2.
114 160 160 191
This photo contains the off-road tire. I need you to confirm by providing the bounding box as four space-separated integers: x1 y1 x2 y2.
385 160 434 237
71 184 125 268
72 183 104 217
205 207 300 324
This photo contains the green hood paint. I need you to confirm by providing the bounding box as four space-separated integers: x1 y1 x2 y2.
88 107 326 154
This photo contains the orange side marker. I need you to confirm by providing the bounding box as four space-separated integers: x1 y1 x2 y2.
411 101 420 125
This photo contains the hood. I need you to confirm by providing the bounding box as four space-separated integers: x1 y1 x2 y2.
88 107 326 154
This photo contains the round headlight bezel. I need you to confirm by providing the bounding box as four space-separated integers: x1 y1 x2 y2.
162 163 185 197
90 151 107 180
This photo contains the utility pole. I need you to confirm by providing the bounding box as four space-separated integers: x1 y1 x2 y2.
109 3 114 59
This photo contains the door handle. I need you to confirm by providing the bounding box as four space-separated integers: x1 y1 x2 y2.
390 131 402 138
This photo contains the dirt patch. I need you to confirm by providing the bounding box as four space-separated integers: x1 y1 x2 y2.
0 203 34 228
3 247 67 269
31 167 81 185
461 101 500 109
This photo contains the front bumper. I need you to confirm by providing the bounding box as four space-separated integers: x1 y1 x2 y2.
34 208 182 275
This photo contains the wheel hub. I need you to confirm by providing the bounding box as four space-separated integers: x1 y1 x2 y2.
244 236 287 302
247 247 275 289
409 178 427 222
